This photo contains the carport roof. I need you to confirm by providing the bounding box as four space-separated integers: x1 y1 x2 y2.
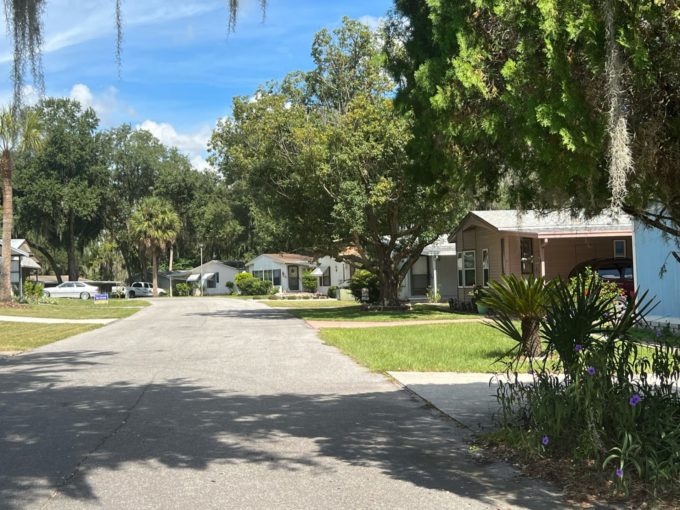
452 209 633 240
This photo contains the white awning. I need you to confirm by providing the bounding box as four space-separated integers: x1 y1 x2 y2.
186 274 200 282
201 272 215 281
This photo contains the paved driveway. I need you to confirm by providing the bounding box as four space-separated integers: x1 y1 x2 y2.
0 298 565 509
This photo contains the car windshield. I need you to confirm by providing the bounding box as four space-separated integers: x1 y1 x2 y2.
597 268 621 279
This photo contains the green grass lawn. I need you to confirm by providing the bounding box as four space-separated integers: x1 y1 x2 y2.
283 303 480 322
319 322 516 372
0 322 101 352
260 299 358 308
0 299 150 320
630 327 680 347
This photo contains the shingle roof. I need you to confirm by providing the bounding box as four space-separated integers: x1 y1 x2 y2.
469 210 632 234
257 253 315 265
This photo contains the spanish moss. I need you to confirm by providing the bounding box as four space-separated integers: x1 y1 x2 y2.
4 0 46 109
228 0 267 32
604 0 633 210
115 0 123 73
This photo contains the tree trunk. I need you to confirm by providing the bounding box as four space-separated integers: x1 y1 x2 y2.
1 150 14 302
169 244 174 272
67 213 78 281
521 318 542 358
378 271 402 306
152 251 158 297
28 240 63 284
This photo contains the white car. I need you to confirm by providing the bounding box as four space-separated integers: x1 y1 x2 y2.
127 282 166 298
43 281 100 300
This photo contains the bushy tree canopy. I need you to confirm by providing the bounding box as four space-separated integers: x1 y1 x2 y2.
387 0 680 234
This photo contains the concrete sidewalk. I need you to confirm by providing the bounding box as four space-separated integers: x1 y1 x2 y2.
388 372 534 433
0 315 116 325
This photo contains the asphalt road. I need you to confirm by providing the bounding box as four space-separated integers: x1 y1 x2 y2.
0 298 566 509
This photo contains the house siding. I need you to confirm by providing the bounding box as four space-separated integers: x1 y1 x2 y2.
633 222 680 323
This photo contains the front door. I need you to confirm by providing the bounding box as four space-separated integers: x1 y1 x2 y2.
288 266 300 291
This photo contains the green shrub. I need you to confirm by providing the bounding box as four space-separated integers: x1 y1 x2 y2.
327 285 338 299
235 272 273 296
175 282 192 296
349 269 380 304
567 266 623 309
426 285 441 303
302 271 318 293
494 276 680 496
226 281 235 294
23 279 44 300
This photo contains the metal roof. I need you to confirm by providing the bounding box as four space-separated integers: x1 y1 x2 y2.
462 210 633 235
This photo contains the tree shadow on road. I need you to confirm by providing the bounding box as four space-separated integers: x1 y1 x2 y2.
0 350 563 509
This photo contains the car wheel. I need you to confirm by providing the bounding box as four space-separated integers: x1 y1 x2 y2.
80 292 90 300
43 291 50 298
128 291 135 299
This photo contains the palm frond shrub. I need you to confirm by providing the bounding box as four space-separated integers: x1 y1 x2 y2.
478 274 552 359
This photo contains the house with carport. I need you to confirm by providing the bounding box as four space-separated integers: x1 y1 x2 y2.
451 210 633 302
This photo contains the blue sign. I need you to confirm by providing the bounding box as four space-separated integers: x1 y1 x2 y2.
94 293 109 304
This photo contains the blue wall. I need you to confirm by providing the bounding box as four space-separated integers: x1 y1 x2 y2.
634 221 680 321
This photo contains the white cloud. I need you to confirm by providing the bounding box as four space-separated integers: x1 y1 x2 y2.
68 83 135 124
137 119 213 171
358 15 384 31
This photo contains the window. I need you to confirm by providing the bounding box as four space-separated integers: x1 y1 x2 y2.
482 249 489 287
614 239 626 258
322 267 331 287
457 253 463 287
520 238 534 275
463 251 476 287
254 269 281 286
207 275 217 288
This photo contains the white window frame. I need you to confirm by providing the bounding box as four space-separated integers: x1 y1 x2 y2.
613 239 626 258
462 250 476 288
482 249 489 287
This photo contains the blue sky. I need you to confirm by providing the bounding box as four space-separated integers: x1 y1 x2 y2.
0 0 394 169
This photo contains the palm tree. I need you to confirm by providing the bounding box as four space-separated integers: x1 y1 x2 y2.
0 107 42 302
129 197 181 297
478 274 552 359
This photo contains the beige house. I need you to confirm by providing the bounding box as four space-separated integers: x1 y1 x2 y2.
451 210 633 302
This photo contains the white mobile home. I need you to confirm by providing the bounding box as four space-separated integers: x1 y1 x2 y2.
186 260 241 296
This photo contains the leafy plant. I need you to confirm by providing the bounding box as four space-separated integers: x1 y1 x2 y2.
478 274 551 358
175 282 192 297
22 279 43 300
302 271 318 293
495 275 680 496
234 272 273 296
327 285 338 299
426 285 441 303
349 269 380 304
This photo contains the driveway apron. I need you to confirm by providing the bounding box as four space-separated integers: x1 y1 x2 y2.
0 298 566 509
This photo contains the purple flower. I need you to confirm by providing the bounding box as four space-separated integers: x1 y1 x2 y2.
575 344 583 353
615 467 624 478
587 367 596 376
541 435 549 446
656 329 663 338
629 394 642 406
